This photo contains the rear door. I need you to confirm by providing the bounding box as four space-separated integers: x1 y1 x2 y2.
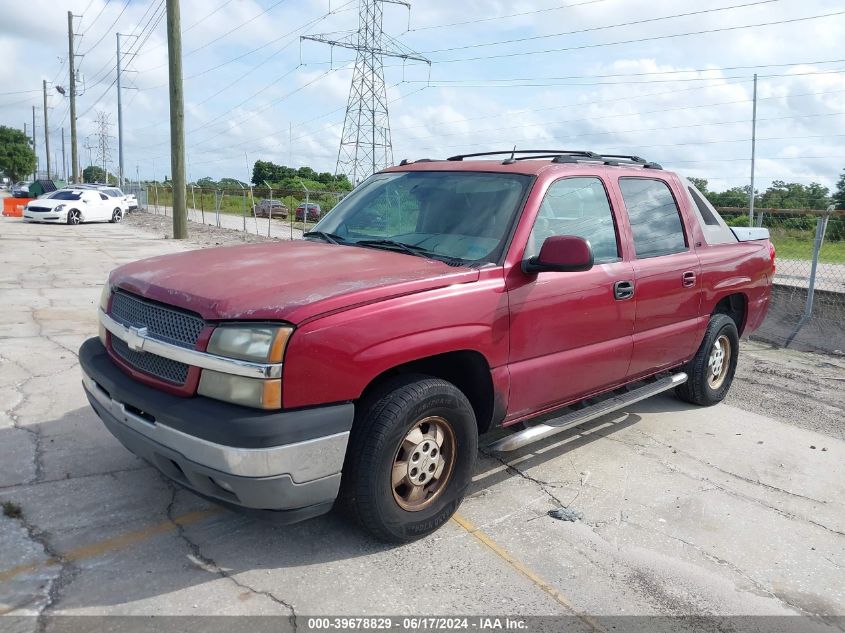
614 176 704 378
506 175 636 418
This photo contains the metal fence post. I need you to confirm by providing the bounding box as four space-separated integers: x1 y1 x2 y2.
785 209 832 347
200 188 205 225
190 185 196 222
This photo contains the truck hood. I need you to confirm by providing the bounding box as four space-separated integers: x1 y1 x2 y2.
110 240 480 324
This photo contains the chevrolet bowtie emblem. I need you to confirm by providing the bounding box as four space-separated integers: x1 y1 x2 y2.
125 326 148 353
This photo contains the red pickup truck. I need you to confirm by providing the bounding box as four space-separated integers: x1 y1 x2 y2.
79 150 775 542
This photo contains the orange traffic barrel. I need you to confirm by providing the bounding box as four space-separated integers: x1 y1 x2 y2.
2 197 32 217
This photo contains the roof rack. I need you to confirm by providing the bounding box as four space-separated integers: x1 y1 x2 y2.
445 149 662 169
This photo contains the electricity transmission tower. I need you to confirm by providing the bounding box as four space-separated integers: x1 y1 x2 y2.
94 110 114 181
302 0 429 185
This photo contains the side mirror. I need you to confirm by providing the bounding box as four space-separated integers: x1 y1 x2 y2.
523 235 594 274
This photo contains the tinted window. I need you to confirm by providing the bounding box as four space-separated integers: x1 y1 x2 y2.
316 171 532 264
526 177 619 263
52 191 82 200
99 193 109 200
688 187 720 226
619 178 687 258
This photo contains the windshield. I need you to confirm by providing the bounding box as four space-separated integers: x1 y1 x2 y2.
51 191 82 200
314 171 532 264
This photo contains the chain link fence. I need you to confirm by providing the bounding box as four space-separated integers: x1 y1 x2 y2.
137 185 346 240
718 207 845 354
130 190 844 355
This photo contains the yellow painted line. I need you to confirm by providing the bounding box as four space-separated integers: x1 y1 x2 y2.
451 512 607 633
0 508 221 585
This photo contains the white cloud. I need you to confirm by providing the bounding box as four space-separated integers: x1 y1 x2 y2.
1 0 843 193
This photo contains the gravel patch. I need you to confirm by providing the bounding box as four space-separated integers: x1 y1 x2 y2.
124 210 277 247
728 340 845 441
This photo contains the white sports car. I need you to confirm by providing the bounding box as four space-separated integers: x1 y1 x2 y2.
23 189 125 225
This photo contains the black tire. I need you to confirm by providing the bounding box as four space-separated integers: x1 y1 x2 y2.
341 375 478 543
675 313 739 406
110 208 123 223
66 209 81 225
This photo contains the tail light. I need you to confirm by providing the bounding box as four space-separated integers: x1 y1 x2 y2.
768 241 776 275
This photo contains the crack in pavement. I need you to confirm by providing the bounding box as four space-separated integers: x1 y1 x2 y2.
0 464 150 492
164 486 298 626
8 507 78 630
478 447 567 507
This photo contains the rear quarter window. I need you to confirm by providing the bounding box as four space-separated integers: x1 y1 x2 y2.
619 178 688 259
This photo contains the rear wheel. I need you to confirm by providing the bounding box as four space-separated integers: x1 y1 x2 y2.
66 209 81 225
675 313 739 406
110 208 123 223
341 375 478 543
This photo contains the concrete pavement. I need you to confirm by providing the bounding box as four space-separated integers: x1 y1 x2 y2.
0 217 843 629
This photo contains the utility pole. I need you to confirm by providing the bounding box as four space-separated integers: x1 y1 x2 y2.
32 106 37 181
61 127 67 181
302 0 429 184
116 33 126 187
42 80 51 180
68 11 79 184
166 0 187 238
748 73 758 227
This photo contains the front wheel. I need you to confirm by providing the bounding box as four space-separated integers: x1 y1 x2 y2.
66 209 81 225
110 208 123 223
341 376 478 543
675 313 739 406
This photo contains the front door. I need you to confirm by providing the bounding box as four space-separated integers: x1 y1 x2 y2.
506 176 635 420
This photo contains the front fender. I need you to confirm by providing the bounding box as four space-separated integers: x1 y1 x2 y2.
281 275 509 409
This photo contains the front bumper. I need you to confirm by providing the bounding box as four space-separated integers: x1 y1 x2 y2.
79 337 354 521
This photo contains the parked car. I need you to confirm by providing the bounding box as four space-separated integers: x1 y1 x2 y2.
75 184 131 213
12 181 31 197
23 188 125 224
79 150 775 543
253 199 288 218
295 202 321 222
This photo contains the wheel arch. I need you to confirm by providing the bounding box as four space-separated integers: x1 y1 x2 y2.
711 293 748 335
357 349 499 435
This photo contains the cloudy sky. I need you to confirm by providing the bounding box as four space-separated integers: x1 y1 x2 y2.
1 0 844 193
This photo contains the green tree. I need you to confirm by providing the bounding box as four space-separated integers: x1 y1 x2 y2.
833 169 845 209
688 177 708 193
83 165 108 183
0 126 36 182
196 176 217 189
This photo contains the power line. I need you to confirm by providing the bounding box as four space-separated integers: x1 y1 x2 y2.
415 67 845 88
408 0 610 32
80 0 132 55
425 9 845 65
405 58 845 85
422 0 782 54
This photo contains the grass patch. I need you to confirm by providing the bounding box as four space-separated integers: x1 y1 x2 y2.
769 235 845 264
2 500 22 519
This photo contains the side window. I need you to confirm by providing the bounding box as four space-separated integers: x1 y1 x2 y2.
619 178 687 258
526 177 620 263
99 193 109 200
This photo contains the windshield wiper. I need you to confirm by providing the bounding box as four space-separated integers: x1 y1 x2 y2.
303 231 345 245
354 239 467 266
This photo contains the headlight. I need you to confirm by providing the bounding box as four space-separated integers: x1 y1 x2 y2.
98 283 112 345
206 325 292 363
198 371 281 410
200 325 292 408
55 204 66 212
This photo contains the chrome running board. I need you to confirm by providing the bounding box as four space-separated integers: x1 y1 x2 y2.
488 372 688 453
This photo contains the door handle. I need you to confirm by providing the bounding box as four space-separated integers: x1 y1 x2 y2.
614 280 635 300
682 271 697 287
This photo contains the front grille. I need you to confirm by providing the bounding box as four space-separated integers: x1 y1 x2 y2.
109 291 205 385
111 337 189 385
111 291 204 348
27 206 51 212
